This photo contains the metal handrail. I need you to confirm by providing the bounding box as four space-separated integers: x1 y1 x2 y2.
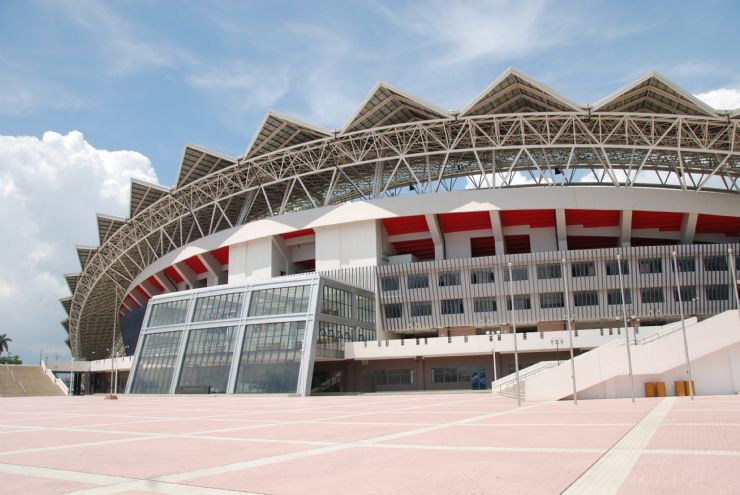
491 360 559 392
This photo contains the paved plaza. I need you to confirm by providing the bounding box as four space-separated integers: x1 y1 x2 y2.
0 393 739 494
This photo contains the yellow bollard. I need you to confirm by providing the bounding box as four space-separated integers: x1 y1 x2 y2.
644 382 656 398
675 380 686 396
655 381 666 397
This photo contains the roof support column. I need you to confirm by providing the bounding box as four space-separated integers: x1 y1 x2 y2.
372 162 383 199
140 279 163 298
173 262 198 290
555 208 568 251
620 210 632 247
425 214 445 260
153 273 176 292
197 252 223 286
127 289 146 307
681 212 698 244
489 210 506 255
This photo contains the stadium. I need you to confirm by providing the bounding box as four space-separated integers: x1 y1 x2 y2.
60 68 740 398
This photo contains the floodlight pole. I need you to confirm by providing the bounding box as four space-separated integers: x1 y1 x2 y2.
617 254 635 402
729 248 740 321
507 263 521 407
562 258 577 405
106 289 119 400
672 252 694 400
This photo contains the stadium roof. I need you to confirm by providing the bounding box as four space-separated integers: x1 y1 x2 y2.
129 179 170 218
175 144 237 189
246 111 331 158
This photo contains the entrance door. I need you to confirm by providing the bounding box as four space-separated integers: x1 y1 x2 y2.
471 368 487 390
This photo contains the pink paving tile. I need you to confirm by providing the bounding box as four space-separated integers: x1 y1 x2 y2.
618 453 740 495
472 410 648 425
202 421 418 442
184 446 599 495
339 411 481 424
383 423 629 449
4 436 316 479
0 472 98 494
648 424 740 451
88 418 274 434
663 409 740 424
0 428 136 453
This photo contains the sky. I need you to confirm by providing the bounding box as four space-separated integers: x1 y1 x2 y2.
0 0 739 364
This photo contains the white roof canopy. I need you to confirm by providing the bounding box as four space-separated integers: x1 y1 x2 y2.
593 71 717 117
245 111 331 159
343 82 449 133
96 213 126 245
75 245 96 270
175 144 236 189
129 179 170 218
460 68 582 116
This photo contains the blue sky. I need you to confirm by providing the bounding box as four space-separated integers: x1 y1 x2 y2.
0 0 739 363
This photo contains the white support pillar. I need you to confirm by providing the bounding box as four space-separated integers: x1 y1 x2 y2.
425 214 445 260
127 289 146 307
139 279 162 298
681 212 698 244
555 208 568 251
173 262 198 289
153 273 176 292
197 252 222 286
489 210 506 255
619 210 632 247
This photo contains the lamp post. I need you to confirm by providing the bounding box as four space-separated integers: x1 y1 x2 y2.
106 290 119 400
507 262 521 407
551 338 564 365
616 253 636 402
561 258 578 405
481 316 497 383
672 251 695 400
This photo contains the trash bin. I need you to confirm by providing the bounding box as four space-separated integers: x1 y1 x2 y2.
644 382 656 398
675 380 686 396
684 380 696 396
655 381 666 397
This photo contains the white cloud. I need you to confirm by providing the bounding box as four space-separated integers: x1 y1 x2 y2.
695 88 740 111
0 131 158 362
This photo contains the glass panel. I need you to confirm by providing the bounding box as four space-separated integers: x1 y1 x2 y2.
248 285 310 316
234 321 305 394
703 256 728 272
506 294 531 310
504 265 528 282
322 285 352 318
407 273 429 289
471 269 495 284
573 291 598 307
672 257 696 272
410 301 432 316
147 299 189 327
473 297 497 313
384 303 402 318
130 331 183 393
192 292 244 322
638 258 662 274
438 272 461 287
672 286 697 302
705 284 728 301
540 292 565 308
536 263 561 280
607 289 632 305
440 298 464 314
640 287 664 303
357 295 375 322
605 260 629 276
176 327 236 393
571 261 596 278
381 276 400 291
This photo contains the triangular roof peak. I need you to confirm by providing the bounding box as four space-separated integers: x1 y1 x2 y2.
174 144 237 189
342 81 450 133
593 70 717 117
245 111 331 159
460 68 582 117
129 178 169 218
96 213 126 245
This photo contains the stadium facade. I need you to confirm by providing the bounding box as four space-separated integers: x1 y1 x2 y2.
60 69 740 396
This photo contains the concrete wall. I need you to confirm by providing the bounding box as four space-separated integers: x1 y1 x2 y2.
315 220 381 271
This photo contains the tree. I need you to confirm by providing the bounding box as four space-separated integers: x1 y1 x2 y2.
0 334 11 355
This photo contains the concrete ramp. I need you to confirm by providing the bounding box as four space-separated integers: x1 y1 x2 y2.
0 365 67 397
524 311 740 401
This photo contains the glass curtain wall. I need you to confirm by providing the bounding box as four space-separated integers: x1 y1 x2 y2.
130 331 183 393
176 326 237 393
234 321 306 393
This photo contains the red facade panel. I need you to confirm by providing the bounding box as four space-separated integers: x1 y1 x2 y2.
211 246 229 265
565 209 620 228
281 228 315 240
470 237 495 257
567 236 619 250
184 255 208 275
383 215 429 236
504 235 531 254
696 214 740 237
163 266 184 284
392 238 436 260
147 276 165 291
632 211 683 231
437 211 492 233
500 209 555 228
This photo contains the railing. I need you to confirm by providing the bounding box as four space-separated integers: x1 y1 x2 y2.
615 317 698 347
41 361 69 394
490 361 559 394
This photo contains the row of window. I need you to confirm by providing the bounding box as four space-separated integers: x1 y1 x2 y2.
147 285 375 328
380 255 735 291
383 285 734 318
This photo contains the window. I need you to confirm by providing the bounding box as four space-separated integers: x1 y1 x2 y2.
471 269 495 285
638 258 662 274
703 256 728 272
540 292 565 308
536 263 562 280
148 299 189 327
605 259 629 276
438 271 461 287
506 294 531 310
574 290 599 307
641 287 664 303
431 367 485 385
407 273 429 289
192 292 244 322
177 327 236 394
571 261 596 277
369 369 414 386
607 289 632 305
321 286 352 318
130 331 183 394
357 295 375 323
473 297 497 313
503 265 528 282
705 284 728 301
381 276 400 291
384 303 402 319
441 298 464 315
410 301 432 317
672 257 696 272
249 286 310 316
672 286 696 302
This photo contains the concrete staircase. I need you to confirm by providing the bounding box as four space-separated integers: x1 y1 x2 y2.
0 365 67 397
